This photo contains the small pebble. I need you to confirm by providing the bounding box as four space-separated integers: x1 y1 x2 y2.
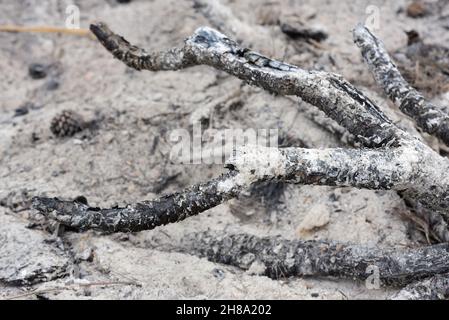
28 63 47 79
406 2 428 18
30 132 40 143
212 268 226 280
73 139 83 145
297 203 331 236
14 104 29 117
77 247 94 262
46 79 60 91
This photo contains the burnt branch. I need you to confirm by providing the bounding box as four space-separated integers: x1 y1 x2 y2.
88 23 449 216
33 172 242 233
353 24 449 147
90 23 193 71
30 22 449 236
179 231 449 287
90 22 403 148
34 144 449 233
29 21 449 298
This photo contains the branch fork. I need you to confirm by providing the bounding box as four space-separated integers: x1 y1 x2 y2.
31 19 449 298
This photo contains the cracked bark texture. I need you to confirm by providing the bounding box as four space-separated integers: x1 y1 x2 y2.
93 22 449 215
179 231 449 286
33 172 241 233
353 24 449 147
194 0 353 144
90 22 403 148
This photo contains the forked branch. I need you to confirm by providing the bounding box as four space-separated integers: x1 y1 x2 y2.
90 22 402 148
30 21 449 299
33 23 449 231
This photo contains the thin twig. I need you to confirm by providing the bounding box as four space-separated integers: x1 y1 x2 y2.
0 25 93 38
3 280 139 300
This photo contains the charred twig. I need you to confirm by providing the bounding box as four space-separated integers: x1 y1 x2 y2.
179 231 449 286
34 142 449 233
280 22 328 42
27 21 449 298
353 24 449 147
89 23 194 71
0 25 92 37
33 172 242 233
89 23 449 211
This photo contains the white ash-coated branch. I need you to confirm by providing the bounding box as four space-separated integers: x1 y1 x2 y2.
179 231 449 287
34 144 449 236
230 145 449 223
353 25 449 147
191 0 448 239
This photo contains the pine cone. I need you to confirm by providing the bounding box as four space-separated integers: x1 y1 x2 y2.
50 110 84 137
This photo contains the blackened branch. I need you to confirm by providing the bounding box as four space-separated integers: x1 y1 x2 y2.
32 23 449 234
90 22 404 148
30 21 449 298
180 231 449 287
353 24 449 147
33 172 242 233
90 22 193 71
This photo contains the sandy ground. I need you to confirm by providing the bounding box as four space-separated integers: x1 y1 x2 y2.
1 0 448 300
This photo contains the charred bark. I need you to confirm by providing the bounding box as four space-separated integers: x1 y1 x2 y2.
33 172 241 233
179 231 449 286
90 22 403 148
32 22 449 234
353 24 449 147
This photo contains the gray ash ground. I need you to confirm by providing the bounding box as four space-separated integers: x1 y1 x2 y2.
1 0 449 299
